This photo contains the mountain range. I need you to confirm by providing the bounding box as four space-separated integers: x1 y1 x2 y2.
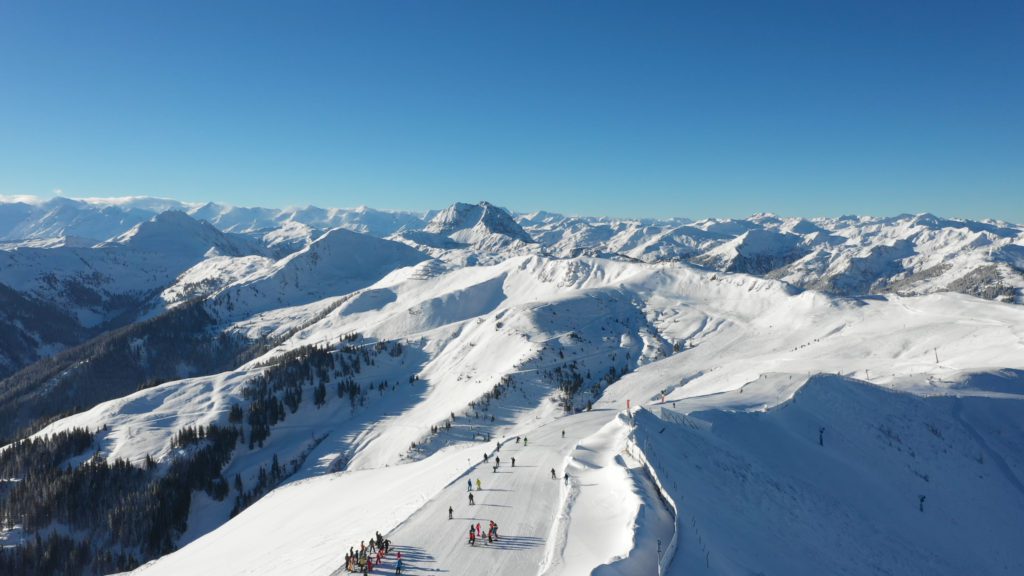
0 195 1022 576
0 196 1020 381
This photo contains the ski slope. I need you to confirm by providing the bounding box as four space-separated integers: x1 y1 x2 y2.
131 403 675 576
12 254 1021 576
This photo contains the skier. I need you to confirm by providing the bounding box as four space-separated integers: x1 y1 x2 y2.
449 506 453 520
564 472 570 486
492 464 497 473
467 479 472 492
483 453 488 462
515 436 520 444
562 430 565 438
511 457 516 467
469 493 475 505
523 437 528 446
476 523 482 538
495 456 500 467
469 526 476 546
496 441 500 452
551 468 556 479
476 478 482 490
395 558 404 575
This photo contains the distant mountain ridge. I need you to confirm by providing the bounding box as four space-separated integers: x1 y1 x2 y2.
1 196 1021 310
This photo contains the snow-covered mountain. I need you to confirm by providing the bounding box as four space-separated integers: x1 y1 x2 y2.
3 195 1021 303
0 211 270 377
395 201 537 262
519 211 1024 303
0 196 167 245
204 227 430 320
1 196 1023 576
0 195 428 245
102 210 267 261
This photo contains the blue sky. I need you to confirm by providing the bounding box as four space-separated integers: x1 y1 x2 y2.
1 1 1021 221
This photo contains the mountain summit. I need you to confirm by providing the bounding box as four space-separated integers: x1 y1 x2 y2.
424 201 533 243
101 210 262 260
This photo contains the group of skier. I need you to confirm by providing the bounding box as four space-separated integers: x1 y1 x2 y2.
468 520 500 546
343 531 402 574
340 428 570 572
463 440 515 546
461 432 563 549
483 451 518 472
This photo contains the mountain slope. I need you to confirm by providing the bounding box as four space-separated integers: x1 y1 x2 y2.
208 228 430 319
1 197 1024 575
9 254 1022 574
634 378 1024 576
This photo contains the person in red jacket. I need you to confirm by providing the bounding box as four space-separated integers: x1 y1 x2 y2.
468 526 476 546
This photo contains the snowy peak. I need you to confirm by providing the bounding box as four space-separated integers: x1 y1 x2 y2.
208 227 430 318
693 228 809 275
2 194 1022 302
0 196 156 243
186 202 280 233
287 227 429 271
424 201 533 243
260 220 320 257
102 210 262 260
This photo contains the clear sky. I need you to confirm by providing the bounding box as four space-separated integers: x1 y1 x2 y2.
1 1 1021 221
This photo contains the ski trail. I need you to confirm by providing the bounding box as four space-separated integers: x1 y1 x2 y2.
382 410 613 576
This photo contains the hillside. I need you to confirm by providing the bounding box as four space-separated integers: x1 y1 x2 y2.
0 252 1020 574
0 199 1022 575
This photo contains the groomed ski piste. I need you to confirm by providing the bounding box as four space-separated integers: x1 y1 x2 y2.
16 255 1023 575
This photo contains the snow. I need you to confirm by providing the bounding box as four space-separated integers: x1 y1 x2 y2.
2 197 1023 574
101 211 265 261
633 377 1024 575
10 252 1016 575
3 194 1022 301
424 202 532 243
206 228 430 320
